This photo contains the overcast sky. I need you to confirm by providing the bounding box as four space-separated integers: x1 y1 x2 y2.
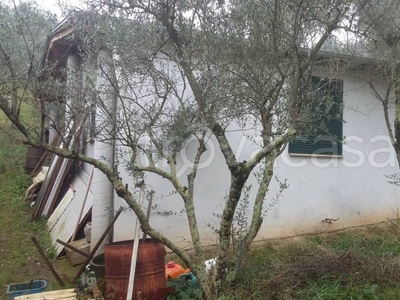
33 0 83 19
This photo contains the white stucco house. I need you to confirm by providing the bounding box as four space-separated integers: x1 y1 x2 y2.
36 20 400 255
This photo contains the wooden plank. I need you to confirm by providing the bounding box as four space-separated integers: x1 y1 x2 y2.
37 133 79 219
16 294 76 298
34 155 64 219
16 296 76 300
30 135 60 177
47 188 75 231
42 157 72 216
47 188 75 256
47 172 93 256
32 154 58 219
15 289 75 297
14 288 76 299
65 238 90 266
71 167 94 241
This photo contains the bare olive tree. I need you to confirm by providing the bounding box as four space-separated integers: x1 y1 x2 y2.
350 0 400 166
1 0 353 297
0 1 56 135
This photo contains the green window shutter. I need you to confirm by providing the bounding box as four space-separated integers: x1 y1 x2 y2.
289 76 343 156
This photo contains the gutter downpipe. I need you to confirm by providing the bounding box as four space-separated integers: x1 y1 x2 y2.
90 48 117 255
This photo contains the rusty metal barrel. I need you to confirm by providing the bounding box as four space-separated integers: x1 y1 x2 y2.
104 239 167 300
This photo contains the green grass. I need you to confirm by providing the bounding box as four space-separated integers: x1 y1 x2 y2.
165 222 400 299
217 222 400 300
0 117 74 298
302 278 380 300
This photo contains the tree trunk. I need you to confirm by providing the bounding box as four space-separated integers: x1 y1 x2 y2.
211 168 249 296
230 153 276 281
392 64 400 166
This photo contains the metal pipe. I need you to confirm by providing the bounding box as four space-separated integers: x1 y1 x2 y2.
127 184 145 300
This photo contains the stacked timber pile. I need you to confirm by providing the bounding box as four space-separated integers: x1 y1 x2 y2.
14 287 105 300
14 288 77 300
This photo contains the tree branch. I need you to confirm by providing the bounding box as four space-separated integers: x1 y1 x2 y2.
245 131 294 172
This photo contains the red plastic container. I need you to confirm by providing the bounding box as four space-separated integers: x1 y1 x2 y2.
165 261 190 280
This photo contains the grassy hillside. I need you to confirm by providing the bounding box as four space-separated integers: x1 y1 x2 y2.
168 221 400 299
0 113 73 298
222 222 400 299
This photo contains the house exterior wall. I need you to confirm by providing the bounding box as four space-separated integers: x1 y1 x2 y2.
111 72 400 246
41 23 400 253
46 51 115 253
263 73 399 238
